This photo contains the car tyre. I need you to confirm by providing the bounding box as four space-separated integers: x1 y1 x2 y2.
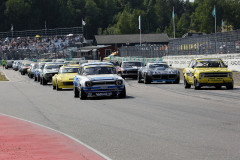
34 76 37 81
215 86 221 89
174 77 180 84
184 77 191 88
80 88 87 100
40 77 43 85
74 87 79 98
194 78 201 90
137 72 143 83
226 81 234 89
118 87 126 98
144 74 151 84
56 81 62 91
42 77 47 85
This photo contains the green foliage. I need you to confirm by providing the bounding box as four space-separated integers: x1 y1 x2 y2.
0 0 240 38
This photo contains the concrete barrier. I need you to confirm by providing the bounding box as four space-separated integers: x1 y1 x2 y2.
162 53 240 71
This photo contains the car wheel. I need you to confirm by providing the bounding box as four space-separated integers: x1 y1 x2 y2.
74 86 79 98
215 86 221 89
40 77 43 85
121 73 125 79
174 77 180 84
34 76 37 81
53 84 56 90
42 77 47 85
144 74 151 84
118 87 126 98
226 81 234 89
184 77 191 88
137 72 143 83
194 78 201 90
80 88 87 100
56 81 62 91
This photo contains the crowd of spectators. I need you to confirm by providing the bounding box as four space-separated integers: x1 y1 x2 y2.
0 34 82 55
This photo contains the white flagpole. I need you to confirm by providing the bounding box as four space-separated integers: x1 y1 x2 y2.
45 21 47 35
215 5 216 34
173 7 175 39
11 24 13 37
139 15 141 46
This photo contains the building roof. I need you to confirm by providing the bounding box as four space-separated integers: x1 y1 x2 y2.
95 34 169 45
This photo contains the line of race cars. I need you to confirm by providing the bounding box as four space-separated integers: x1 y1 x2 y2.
9 57 234 100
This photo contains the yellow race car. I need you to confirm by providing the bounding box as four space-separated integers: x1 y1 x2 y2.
183 58 233 89
52 66 79 90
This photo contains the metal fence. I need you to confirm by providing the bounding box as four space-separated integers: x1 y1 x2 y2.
0 27 83 38
119 29 240 58
119 45 168 58
168 29 240 55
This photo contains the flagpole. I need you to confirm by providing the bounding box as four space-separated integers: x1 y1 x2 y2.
214 5 217 54
139 15 141 46
215 5 216 34
173 7 175 39
11 24 13 37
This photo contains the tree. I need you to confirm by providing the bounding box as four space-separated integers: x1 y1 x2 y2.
5 0 31 30
85 0 101 38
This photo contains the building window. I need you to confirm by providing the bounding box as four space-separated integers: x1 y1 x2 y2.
105 49 111 57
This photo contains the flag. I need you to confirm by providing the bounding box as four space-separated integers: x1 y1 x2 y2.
212 7 215 17
139 15 141 30
10 24 13 31
82 19 86 26
222 19 225 26
172 8 175 19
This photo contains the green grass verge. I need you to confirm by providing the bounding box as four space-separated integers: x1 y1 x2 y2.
0 72 8 81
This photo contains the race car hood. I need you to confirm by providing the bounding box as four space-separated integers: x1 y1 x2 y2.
87 74 121 81
44 68 59 74
58 73 77 80
150 68 179 74
123 66 141 70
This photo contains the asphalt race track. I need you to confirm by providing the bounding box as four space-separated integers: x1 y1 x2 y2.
1 68 240 160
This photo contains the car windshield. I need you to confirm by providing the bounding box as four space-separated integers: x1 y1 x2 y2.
149 64 169 69
33 65 38 69
195 60 226 68
45 65 59 69
84 67 116 75
59 68 78 74
122 62 142 67
110 61 119 66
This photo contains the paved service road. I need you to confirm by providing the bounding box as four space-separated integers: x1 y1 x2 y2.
1 68 240 160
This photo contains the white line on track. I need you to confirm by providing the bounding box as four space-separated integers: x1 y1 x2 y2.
0 113 112 160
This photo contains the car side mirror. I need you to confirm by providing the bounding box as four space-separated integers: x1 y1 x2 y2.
192 66 195 69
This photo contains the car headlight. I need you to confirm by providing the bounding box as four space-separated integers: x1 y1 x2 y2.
116 80 123 85
228 72 232 78
199 73 205 78
85 81 92 87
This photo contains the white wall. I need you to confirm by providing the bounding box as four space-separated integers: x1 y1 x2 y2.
162 53 240 71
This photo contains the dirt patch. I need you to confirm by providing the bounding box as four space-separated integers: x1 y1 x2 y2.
178 69 240 87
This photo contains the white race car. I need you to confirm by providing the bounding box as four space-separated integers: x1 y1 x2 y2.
73 62 126 99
